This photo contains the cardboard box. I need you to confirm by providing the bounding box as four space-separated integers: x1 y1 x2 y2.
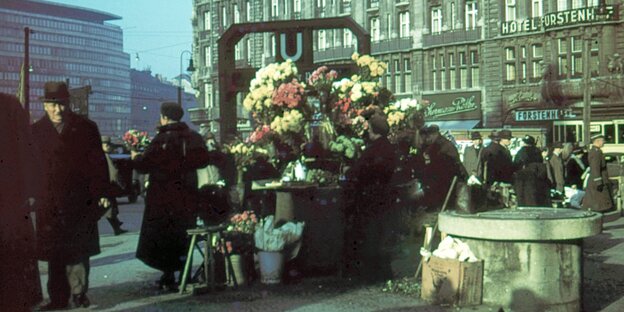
421 256 483 306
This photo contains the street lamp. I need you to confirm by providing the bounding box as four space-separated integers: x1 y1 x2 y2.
178 50 196 106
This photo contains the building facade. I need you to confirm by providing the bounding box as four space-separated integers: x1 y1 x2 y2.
0 0 131 136
192 0 624 144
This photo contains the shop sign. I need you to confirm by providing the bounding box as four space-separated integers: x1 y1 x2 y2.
514 109 561 121
501 6 616 36
423 91 481 121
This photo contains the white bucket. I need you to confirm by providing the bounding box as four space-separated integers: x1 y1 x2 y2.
258 251 284 284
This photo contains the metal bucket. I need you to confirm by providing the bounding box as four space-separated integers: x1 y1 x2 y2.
258 251 284 284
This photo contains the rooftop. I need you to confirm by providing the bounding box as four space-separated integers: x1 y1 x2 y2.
0 0 121 23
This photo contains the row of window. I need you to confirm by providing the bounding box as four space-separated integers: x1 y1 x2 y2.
430 1 479 33
0 11 123 40
369 11 411 41
32 31 122 51
429 49 480 91
504 0 600 21
0 42 129 68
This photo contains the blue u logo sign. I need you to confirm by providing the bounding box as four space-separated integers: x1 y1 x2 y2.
279 32 303 62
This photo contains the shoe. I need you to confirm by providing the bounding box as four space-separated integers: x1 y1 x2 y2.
35 302 68 311
114 228 128 236
72 294 90 308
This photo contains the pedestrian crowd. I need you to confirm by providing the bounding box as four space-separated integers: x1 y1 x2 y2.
0 81 617 311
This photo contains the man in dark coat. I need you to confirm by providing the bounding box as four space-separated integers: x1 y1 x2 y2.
462 131 483 177
421 125 467 210
479 130 514 185
31 82 110 310
582 134 614 212
513 135 549 206
0 93 43 312
549 142 566 193
131 102 209 290
101 135 128 235
344 114 397 282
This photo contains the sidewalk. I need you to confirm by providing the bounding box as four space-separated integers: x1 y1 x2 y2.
36 205 624 311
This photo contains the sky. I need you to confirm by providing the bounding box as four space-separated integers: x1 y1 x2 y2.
51 0 194 80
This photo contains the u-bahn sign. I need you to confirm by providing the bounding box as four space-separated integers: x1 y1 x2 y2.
217 17 371 140
501 6 617 35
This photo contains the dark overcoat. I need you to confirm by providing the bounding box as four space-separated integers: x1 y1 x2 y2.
31 112 109 262
479 142 514 184
582 146 614 212
133 122 209 272
0 94 42 310
462 144 482 176
513 146 550 206
549 153 565 192
565 155 586 188
422 135 467 209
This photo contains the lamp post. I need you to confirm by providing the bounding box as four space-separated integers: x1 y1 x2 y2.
178 50 196 106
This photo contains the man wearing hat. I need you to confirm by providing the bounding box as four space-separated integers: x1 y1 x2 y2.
479 129 514 185
513 135 550 206
100 135 128 235
462 132 483 177
31 81 110 309
344 113 397 282
549 142 565 193
420 124 467 210
582 134 614 212
131 101 210 290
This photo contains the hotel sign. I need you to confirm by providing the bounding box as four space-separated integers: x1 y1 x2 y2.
501 6 616 35
423 91 481 121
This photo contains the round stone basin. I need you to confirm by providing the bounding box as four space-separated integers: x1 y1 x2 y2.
438 208 603 312
439 207 602 241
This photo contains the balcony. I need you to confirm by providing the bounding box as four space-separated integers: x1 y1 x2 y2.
395 0 410 7
339 2 352 15
367 0 379 12
371 37 413 54
314 46 357 63
422 27 482 47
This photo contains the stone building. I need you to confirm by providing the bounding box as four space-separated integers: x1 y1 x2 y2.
191 0 623 144
0 0 131 136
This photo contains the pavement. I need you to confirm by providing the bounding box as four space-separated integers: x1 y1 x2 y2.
36 199 624 311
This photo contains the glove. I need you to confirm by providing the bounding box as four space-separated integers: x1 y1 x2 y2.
597 184 604 192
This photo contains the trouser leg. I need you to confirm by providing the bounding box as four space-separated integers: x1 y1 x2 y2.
66 257 89 296
47 260 70 305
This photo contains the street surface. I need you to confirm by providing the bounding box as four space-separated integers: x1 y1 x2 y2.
36 198 624 311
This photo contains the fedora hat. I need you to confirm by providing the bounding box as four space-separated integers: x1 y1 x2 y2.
40 81 70 104
470 132 482 140
499 129 513 140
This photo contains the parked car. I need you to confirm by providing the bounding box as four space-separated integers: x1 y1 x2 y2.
109 153 145 203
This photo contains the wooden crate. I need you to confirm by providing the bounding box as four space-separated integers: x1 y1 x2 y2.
421 256 483 306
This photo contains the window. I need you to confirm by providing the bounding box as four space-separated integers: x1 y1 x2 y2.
451 2 456 30
431 54 437 90
203 11 211 31
399 12 410 38
506 0 516 22
449 53 456 89
270 34 276 56
470 50 479 87
235 43 242 60
370 17 380 42
318 30 327 50
558 0 568 10
271 0 279 17
233 4 240 23
394 59 401 93
246 38 252 59
317 0 326 8
571 37 583 76
558 39 568 76
505 47 516 82
532 0 542 17
246 1 252 21
505 47 515 61
370 0 379 8
344 29 353 47
466 1 478 30
431 7 442 33
404 58 412 93
387 14 392 39
294 0 302 13
204 46 211 68
222 6 227 26
572 0 584 9
440 54 446 90
531 44 543 79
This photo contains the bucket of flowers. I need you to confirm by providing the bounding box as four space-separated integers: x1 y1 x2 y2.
122 129 151 152
217 210 259 286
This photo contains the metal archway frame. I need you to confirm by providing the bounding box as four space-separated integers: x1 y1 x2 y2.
217 17 371 141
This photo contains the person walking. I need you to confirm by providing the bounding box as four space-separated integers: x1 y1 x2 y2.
131 102 209 291
31 82 110 310
100 135 128 235
549 142 566 194
462 131 483 178
513 135 549 206
0 93 43 312
582 134 615 212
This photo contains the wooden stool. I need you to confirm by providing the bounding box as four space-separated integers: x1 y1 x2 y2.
179 224 238 294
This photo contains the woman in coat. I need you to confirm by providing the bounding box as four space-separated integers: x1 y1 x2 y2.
582 134 614 212
132 102 209 290
512 135 550 206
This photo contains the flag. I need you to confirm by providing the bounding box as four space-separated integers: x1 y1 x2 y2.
16 62 26 106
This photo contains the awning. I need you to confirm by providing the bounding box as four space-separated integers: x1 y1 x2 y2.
425 119 480 130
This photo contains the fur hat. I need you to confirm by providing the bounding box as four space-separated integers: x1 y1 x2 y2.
40 81 70 104
160 102 184 121
368 114 389 136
